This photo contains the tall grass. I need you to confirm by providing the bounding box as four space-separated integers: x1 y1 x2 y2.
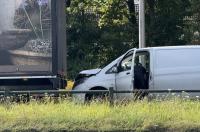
0 98 200 131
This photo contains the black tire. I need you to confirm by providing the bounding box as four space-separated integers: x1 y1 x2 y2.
85 88 108 102
85 93 107 102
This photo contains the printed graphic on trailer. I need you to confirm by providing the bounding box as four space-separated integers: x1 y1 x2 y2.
0 0 52 67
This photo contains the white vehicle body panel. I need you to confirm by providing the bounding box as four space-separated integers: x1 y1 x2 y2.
80 69 101 75
153 47 200 95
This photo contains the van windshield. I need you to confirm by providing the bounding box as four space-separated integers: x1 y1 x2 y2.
99 53 125 69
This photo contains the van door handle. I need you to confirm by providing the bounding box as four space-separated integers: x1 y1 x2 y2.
126 72 130 75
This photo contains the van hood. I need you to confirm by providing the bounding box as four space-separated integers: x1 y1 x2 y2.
73 68 101 89
80 68 101 75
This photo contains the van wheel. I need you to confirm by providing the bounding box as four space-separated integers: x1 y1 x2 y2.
85 87 108 102
85 93 107 102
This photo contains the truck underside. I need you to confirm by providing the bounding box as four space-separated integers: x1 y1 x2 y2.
0 77 66 91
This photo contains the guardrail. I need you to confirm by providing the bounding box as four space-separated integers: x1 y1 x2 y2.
0 88 200 105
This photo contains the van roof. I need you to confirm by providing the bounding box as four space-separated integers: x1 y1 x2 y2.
136 45 200 50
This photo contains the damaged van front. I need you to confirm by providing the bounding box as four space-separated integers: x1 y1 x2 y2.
73 68 101 89
72 54 124 101
72 49 135 101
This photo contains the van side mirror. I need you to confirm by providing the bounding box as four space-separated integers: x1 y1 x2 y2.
112 66 118 73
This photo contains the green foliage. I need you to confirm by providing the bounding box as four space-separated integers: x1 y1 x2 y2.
67 0 137 79
183 0 200 44
67 0 200 79
96 0 130 27
145 0 191 46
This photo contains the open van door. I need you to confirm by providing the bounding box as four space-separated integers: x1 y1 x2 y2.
115 49 136 100
133 50 151 99
131 49 136 91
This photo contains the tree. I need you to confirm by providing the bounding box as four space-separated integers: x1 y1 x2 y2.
66 0 138 79
146 0 191 46
67 0 200 79
183 0 200 44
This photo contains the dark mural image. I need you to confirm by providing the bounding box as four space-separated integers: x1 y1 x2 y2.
0 0 52 70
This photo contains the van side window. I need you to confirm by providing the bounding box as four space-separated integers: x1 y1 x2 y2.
135 52 150 72
119 51 133 72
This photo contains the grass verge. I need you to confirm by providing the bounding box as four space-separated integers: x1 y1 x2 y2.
0 99 200 131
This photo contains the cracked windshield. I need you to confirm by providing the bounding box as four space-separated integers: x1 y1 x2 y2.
0 0 52 69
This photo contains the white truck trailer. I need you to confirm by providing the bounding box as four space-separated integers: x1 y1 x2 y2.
0 0 67 90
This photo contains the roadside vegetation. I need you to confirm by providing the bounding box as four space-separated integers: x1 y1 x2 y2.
0 97 200 131
67 0 200 79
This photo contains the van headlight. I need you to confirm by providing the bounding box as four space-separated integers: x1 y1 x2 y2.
72 74 91 89
73 77 87 88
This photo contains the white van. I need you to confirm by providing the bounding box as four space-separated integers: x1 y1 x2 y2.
72 46 200 101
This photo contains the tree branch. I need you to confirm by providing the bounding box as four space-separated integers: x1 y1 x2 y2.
126 0 137 25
